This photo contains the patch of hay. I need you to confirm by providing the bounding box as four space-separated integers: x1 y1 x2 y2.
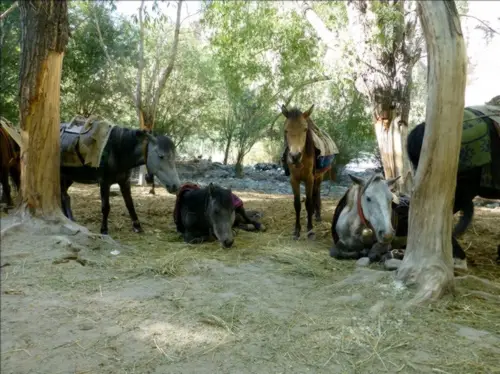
2 183 499 374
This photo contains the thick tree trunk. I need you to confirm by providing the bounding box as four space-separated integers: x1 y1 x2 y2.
397 0 467 303
18 0 69 218
345 0 422 195
235 150 244 178
223 135 232 165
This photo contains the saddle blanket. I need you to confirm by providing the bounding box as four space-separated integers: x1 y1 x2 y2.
316 154 336 174
173 183 244 228
459 108 491 171
60 115 115 168
309 120 339 157
463 102 500 189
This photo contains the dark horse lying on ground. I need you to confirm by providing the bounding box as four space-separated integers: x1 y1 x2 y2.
0 120 21 210
173 182 265 248
407 103 500 265
60 117 181 235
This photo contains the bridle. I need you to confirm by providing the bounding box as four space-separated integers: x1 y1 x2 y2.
142 131 152 176
356 186 374 232
356 177 399 236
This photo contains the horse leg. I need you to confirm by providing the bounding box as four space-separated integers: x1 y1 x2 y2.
118 178 143 233
235 206 263 231
451 235 469 269
453 198 474 237
305 176 315 240
10 164 21 193
100 182 112 235
367 242 392 263
60 178 74 220
291 177 301 240
0 170 13 208
330 241 365 260
184 230 212 244
313 177 322 222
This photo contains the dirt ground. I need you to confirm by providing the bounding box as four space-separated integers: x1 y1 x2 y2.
1 184 500 374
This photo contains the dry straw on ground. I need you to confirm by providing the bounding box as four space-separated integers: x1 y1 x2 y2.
1 184 499 373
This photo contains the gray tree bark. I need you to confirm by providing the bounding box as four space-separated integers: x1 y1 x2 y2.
396 0 467 304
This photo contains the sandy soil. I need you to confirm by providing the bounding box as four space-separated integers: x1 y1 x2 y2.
1 184 499 374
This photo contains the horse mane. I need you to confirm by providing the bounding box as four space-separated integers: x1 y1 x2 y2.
107 126 142 152
156 134 176 153
208 184 233 208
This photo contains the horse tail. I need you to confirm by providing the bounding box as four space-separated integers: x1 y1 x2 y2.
407 122 426 171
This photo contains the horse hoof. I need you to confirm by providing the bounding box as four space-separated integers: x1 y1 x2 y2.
307 232 316 240
133 226 144 233
258 224 267 232
293 234 300 240
101 230 108 236
315 216 322 222
453 258 468 271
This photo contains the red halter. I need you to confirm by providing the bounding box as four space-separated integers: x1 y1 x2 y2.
356 189 373 230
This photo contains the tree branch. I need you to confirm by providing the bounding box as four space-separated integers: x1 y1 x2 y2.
151 0 184 116
0 1 18 21
136 0 146 115
460 13 500 36
92 5 134 103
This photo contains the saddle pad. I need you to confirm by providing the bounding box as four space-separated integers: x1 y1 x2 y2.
458 108 491 171
468 103 500 139
173 183 201 228
316 154 335 174
464 104 500 189
60 115 115 168
308 119 339 156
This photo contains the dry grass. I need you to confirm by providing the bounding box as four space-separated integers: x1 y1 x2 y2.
1 183 500 373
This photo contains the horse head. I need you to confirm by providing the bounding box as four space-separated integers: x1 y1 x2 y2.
205 183 235 248
142 131 181 194
349 173 400 244
281 104 314 165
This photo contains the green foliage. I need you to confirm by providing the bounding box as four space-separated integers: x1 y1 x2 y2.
60 2 138 125
0 0 381 168
153 35 219 147
0 1 21 123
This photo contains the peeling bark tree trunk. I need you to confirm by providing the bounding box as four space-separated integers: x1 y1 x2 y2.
397 0 467 303
18 0 69 219
346 0 422 195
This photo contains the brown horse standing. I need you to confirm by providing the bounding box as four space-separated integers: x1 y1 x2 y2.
281 104 337 240
0 121 21 208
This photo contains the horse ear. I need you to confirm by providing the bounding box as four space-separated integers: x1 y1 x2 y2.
386 176 401 189
145 132 158 144
208 182 214 195
281 104 289 118
303 104 314 118
136 129 158 144
348 174 364 186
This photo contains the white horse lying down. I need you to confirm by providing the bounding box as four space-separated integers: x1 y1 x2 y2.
330 173 401 262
